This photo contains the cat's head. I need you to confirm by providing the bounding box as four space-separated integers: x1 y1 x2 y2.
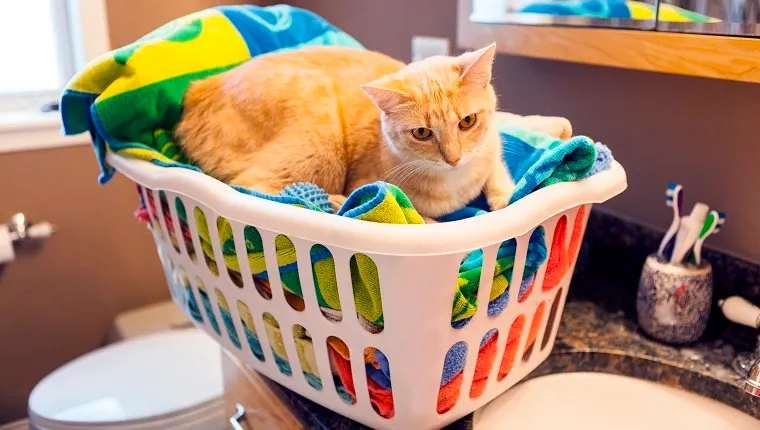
362 43 498 170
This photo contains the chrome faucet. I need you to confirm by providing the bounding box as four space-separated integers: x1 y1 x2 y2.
718 295 760 397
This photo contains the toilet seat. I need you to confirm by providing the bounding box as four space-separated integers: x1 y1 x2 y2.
28 329 225 430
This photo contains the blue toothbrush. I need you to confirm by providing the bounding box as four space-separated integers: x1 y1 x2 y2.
657 183 683 259
690 211 726 265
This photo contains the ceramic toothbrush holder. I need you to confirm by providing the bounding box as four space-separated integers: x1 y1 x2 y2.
636 254 713 344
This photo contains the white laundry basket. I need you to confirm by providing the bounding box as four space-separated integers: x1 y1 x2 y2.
108 152 627 429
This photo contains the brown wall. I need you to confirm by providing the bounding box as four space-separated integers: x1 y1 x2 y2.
106 0 254 46
287 0 760 264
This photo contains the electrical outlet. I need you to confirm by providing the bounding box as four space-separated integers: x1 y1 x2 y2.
411 36 450 62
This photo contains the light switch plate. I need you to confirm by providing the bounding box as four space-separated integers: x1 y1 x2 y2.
411 36 450 62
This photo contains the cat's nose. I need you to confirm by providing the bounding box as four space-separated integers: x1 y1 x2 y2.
445 156 461 166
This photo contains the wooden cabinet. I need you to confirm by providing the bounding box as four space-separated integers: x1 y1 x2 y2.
221 349 303 430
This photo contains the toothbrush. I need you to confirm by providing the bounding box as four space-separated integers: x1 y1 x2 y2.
690 211 726 265
657 183 683 259
670 202 710 264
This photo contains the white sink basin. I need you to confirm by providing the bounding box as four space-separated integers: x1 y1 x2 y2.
474 372 760 430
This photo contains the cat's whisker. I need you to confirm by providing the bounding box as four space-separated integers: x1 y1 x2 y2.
385 160 417 181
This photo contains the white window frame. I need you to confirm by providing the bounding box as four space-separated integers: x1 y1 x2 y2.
0 0 110 153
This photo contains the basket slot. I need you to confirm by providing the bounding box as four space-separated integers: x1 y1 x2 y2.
142 188 165 239
176 266 204 324
263 312 293 377
205 213 236 286
437 341 468 414
311 331 338 397
364 347 395 419
543 205 588 294
190 207 220 277
496 314 526 381
332 250 358 330
159 250 175 300
469 329 499 400
249 307 277 366
349 253 384 334
215 217 244 289
515 228 541 304
542 214 570 294
174 197 197 263
521 301 547 363
292 324 322 391
228 222 257 296
280 319 306 383
214 288 243 350
451 248 485 330
234 224 273 301
158 191 181 254
289 240 325 325
566 204 591 275
237 300 266 362
541 287 564 351
257 230 289 311
195 277 221 337
327 336 356 405
480 243 502 319
274 234 305 312
308 244 342 322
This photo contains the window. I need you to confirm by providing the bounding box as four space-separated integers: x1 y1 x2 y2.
0 0 109 152
0 0 110 114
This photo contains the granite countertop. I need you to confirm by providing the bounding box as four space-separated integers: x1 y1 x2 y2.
273 298 759 429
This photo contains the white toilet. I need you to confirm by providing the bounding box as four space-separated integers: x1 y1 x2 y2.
27 328 226 430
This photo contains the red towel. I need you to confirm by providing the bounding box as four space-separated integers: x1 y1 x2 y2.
367 373 395 418
498 315 526 380
543 205 586 292
523 302 546 361
437 372 464 414
469 331 499 399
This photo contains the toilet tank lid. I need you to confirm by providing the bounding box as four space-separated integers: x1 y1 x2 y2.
28 329 223 425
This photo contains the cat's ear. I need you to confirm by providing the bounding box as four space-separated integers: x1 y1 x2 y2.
361 80 410 113
458 43 496 92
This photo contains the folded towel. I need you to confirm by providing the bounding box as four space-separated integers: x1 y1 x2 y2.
519 0 720 23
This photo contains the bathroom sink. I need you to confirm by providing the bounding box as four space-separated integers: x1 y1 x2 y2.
474 372 760 430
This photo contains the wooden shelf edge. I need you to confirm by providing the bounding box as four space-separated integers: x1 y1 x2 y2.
457 0 760 84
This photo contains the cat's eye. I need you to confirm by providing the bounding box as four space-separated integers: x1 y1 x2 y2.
459 114 477 130
411 127 433 140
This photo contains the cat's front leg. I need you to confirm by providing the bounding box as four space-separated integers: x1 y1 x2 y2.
484 159 515 211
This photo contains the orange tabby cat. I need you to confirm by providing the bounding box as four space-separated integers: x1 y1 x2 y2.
175 44 567 220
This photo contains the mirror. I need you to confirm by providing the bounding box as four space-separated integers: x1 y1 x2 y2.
469 0 760 36
656 1 760 36
469 0 661 29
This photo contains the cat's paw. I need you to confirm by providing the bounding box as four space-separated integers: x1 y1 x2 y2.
329 194 347 212
487 193 510 211
525 116 573 140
